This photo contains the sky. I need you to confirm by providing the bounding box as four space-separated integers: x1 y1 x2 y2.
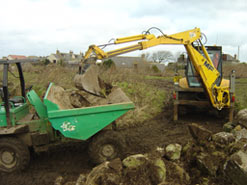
0 0 246 62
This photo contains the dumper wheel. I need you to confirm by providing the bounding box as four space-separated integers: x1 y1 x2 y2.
0 137 30 173
88 130 126 164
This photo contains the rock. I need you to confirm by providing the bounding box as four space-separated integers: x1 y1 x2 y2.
64 182 75 185
54 176 64 185
106 87 131 104
212 132 235 148
155 146 166 157
174 164 190 184
234 125 242 131
236 109 247 128
188 123 212 144
228 138 247 155
196 152 218 176
75 174 86 185
46 84 73 110
70 92 90 108
223 122 234 132
75 90 108 106
85 161 121 185
224 149 247 185
165 143 182 160
153 158 166 182
233 128 247 141
165 161 190 185
122 154 166 185
122 154 148 169
108 158 123 172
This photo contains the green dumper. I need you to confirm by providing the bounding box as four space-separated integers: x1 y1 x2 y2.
0 60 134 173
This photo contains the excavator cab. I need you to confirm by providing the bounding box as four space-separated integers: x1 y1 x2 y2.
186 46 223 88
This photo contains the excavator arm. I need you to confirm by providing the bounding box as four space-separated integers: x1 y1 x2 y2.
82 28 230 110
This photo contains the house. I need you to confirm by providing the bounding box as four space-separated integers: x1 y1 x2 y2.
106 56 149 70
104 56 166 72
222 54 240 63
7 55 27 60
47 50 83 64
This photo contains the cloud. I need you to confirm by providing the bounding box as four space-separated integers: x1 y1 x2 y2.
0 0 246 61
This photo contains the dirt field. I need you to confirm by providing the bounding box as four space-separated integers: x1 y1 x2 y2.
0 112 226 185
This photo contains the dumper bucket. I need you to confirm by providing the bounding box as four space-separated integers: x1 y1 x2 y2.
43 83 134 140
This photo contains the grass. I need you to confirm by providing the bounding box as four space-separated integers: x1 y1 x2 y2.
1 62 247 126
235 78 247 111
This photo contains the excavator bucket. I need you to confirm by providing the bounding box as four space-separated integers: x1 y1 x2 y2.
74 64 103 96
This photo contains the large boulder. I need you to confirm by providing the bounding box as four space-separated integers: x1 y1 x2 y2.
85 161 121 185
196 152 218 176
233 128 247 142
212 132 235 148
122 154 148 169
46 85 73 110
236 109 247 128
188 123 212 144
224 149 247 185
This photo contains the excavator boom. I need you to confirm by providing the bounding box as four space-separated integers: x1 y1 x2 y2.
82 27 230 110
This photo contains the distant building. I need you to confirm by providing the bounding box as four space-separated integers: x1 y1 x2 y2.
7 55 27 60
222 54 240 63
47 50 83 64
104 56 166 72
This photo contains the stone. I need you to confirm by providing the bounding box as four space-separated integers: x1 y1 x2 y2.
54 176 64 185
174 164 190 184
122 154 148 169
69 91 90 108
85 161 121 185
234 125 242 131
233 128 247 142
153 158 166 182
75 174 86 185
212 132 235 148
223 122 234 132
106 87 131 104
46 85 74 110
188 123 212 144
196 152 218 176
224 149 247 185
165 143 182 160
236 109 247 128
108 158 123 172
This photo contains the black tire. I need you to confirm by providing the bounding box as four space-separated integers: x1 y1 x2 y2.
88 130 126 164
0 137 30 173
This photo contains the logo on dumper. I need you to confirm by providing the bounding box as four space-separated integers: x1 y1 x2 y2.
61 121 76 132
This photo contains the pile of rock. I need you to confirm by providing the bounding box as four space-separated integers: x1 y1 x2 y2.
46 71 131 110
54 109 247 185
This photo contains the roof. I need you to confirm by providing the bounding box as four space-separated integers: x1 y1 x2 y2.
8 55 27 60
108 56 146 68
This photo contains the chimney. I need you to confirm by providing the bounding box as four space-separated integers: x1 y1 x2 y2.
69 50 73 56
56 50 60 55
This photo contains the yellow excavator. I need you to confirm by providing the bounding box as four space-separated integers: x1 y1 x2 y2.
79 27 235 121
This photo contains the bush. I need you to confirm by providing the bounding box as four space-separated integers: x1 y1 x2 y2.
103 59 115 69
151 65 160 73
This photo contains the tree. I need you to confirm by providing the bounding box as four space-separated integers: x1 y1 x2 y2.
140 52 151 62
151 50 174 64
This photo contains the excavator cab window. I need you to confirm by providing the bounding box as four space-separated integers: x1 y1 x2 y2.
186 46 222 88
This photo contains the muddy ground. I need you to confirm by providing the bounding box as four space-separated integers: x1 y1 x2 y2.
0 114 225 185
0 78 227 185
